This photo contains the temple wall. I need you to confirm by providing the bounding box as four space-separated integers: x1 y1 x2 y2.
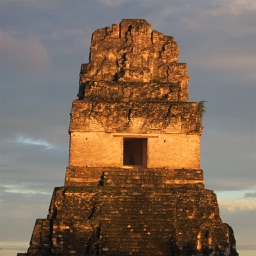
147 134 200 169
69 131 122 167
69 131 200 169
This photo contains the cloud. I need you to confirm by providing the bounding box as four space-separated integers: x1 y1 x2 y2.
207 180 256 192
147 0 256 21
238 244 256 251
0 242 28 254
0 190 51 244
218 198 256 212
0 31 50 74
191 54 256 74
47 28 84 41
202 129 255 191
1 138 67 184
244 192 256 198
98 0 126 7
0 185 51 196
16 136 58 150
218 0 256 15
185 0 256 19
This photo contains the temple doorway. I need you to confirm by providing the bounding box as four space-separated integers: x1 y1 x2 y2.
123 138 147 167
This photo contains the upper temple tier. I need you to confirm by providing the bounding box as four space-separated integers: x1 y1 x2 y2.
74 19 202 136
79 19 189 101
70 19 202 169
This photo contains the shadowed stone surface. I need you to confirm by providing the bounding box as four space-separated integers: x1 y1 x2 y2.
18 19 238 256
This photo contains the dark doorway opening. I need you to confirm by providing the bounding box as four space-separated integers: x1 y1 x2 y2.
123 138 147 167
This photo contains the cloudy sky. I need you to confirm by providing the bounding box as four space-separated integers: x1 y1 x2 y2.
0 0 255 255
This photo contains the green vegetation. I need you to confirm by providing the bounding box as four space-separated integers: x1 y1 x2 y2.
198 100 207 117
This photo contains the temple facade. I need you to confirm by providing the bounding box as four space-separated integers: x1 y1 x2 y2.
18 19 238 256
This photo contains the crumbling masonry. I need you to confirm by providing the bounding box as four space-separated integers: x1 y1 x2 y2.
18 19 239 256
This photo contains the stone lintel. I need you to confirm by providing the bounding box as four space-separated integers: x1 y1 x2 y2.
112 134 158 138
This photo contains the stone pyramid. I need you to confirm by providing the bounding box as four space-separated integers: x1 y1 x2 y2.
18 19 239 256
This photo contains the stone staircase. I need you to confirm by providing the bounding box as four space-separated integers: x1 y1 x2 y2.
98 187 176 255
22 169 237 256
102 168 167 188
96 169 184 255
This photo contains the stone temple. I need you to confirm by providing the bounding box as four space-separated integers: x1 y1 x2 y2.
18 19 239 256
